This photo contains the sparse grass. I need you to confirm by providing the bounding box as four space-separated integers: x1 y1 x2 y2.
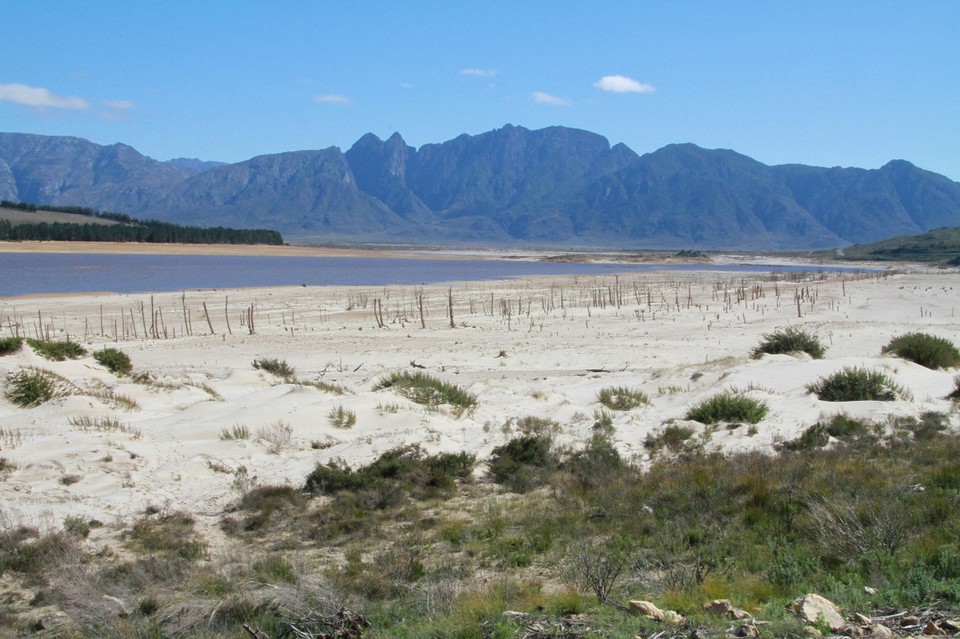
219 423 251 440
686 392 769 424
253 357 295 378
69 415 142 439
807 367 906 401
597 386 649 411
750 326 825 359
89 388 141 411
0 426 24 448
328 405 357 429
0 336 24 356
256 420 293 454
59 473 82 485
881 332 960 369
373 371 477 414
26 337 87 361
296 378 348 394
93 347 132 375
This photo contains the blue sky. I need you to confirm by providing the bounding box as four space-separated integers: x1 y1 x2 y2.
2 1 958 180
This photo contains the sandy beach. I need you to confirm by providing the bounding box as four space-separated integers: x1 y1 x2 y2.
1 266 958 543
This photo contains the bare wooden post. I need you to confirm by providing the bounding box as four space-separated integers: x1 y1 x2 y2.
140 301 148 337
448 288 455 328
150 296 156 338
418 292 426 329
181 293 190 336
99 305 104 336
203 302 215 334
224 296 232 335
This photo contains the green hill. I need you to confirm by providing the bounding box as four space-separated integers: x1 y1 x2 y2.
837 226 960 264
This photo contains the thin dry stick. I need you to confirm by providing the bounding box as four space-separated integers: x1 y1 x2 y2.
224 296 232 335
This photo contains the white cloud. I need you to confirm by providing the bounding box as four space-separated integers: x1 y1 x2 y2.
313 94 352 105
460 68 498 77
0 83 90 109
593 75 655 94
531 91 569 106
103 99 136 110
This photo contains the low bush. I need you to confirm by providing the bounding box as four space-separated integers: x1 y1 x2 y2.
93 347 132 375
126 511 207 561
304 445 475 502
253 357 295 378
881 332 960 369
807 367 905 401
0 337 24 356
26 338 87 361
230 485 308 533
751 327 825 359
488 434 557 493
950 376 960 401
597 386 649 411
686 392 768 424
373 371 477 414
643 423 698 454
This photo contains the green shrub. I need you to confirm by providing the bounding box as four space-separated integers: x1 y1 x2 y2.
253 357 295 378
373 371 477 413
881 332 960 369
5 369 56 407
304 445 475 501
127 511 207 560
751 326 825 359
26 338 87 361
488 434 557 493
807 367 905 401
686 392 768 424
597 386 649 411
93 347 132 375
778 423 830 452
950 376 960 401
0 337 24 356
644 424 697 453
230 485 308 533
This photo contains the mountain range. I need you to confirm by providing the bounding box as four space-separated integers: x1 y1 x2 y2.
2 126 959 249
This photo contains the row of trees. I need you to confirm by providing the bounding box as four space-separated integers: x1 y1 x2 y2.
0 201 283 245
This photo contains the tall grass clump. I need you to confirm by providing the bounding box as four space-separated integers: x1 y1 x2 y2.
93 347 132 375
328 405 357 429
597 386 649 411
373 371 477 414
6 369 57 407
685 392 768 424
881 332 960 369
26 338 87 361
253 357 295 379
807 367 905 402
0 337 24 356
750 326 825 359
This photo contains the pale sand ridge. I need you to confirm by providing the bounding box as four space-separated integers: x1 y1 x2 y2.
1 268 958 545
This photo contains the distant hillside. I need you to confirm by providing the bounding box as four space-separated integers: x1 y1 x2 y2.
2 127 960 250
835 226 960 265
0 201 283 245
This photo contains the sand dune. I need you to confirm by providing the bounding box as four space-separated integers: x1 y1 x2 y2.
1 267 958 541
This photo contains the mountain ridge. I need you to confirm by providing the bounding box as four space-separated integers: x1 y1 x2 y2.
2 126 958 250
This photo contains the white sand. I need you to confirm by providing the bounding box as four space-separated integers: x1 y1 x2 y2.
1 267 958 539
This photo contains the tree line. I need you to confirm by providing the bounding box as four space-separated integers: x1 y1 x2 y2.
0 201 283 245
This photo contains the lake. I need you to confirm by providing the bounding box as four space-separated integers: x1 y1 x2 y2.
0 252 862 297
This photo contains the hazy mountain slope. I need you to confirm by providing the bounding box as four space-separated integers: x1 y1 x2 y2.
2 127 959 248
